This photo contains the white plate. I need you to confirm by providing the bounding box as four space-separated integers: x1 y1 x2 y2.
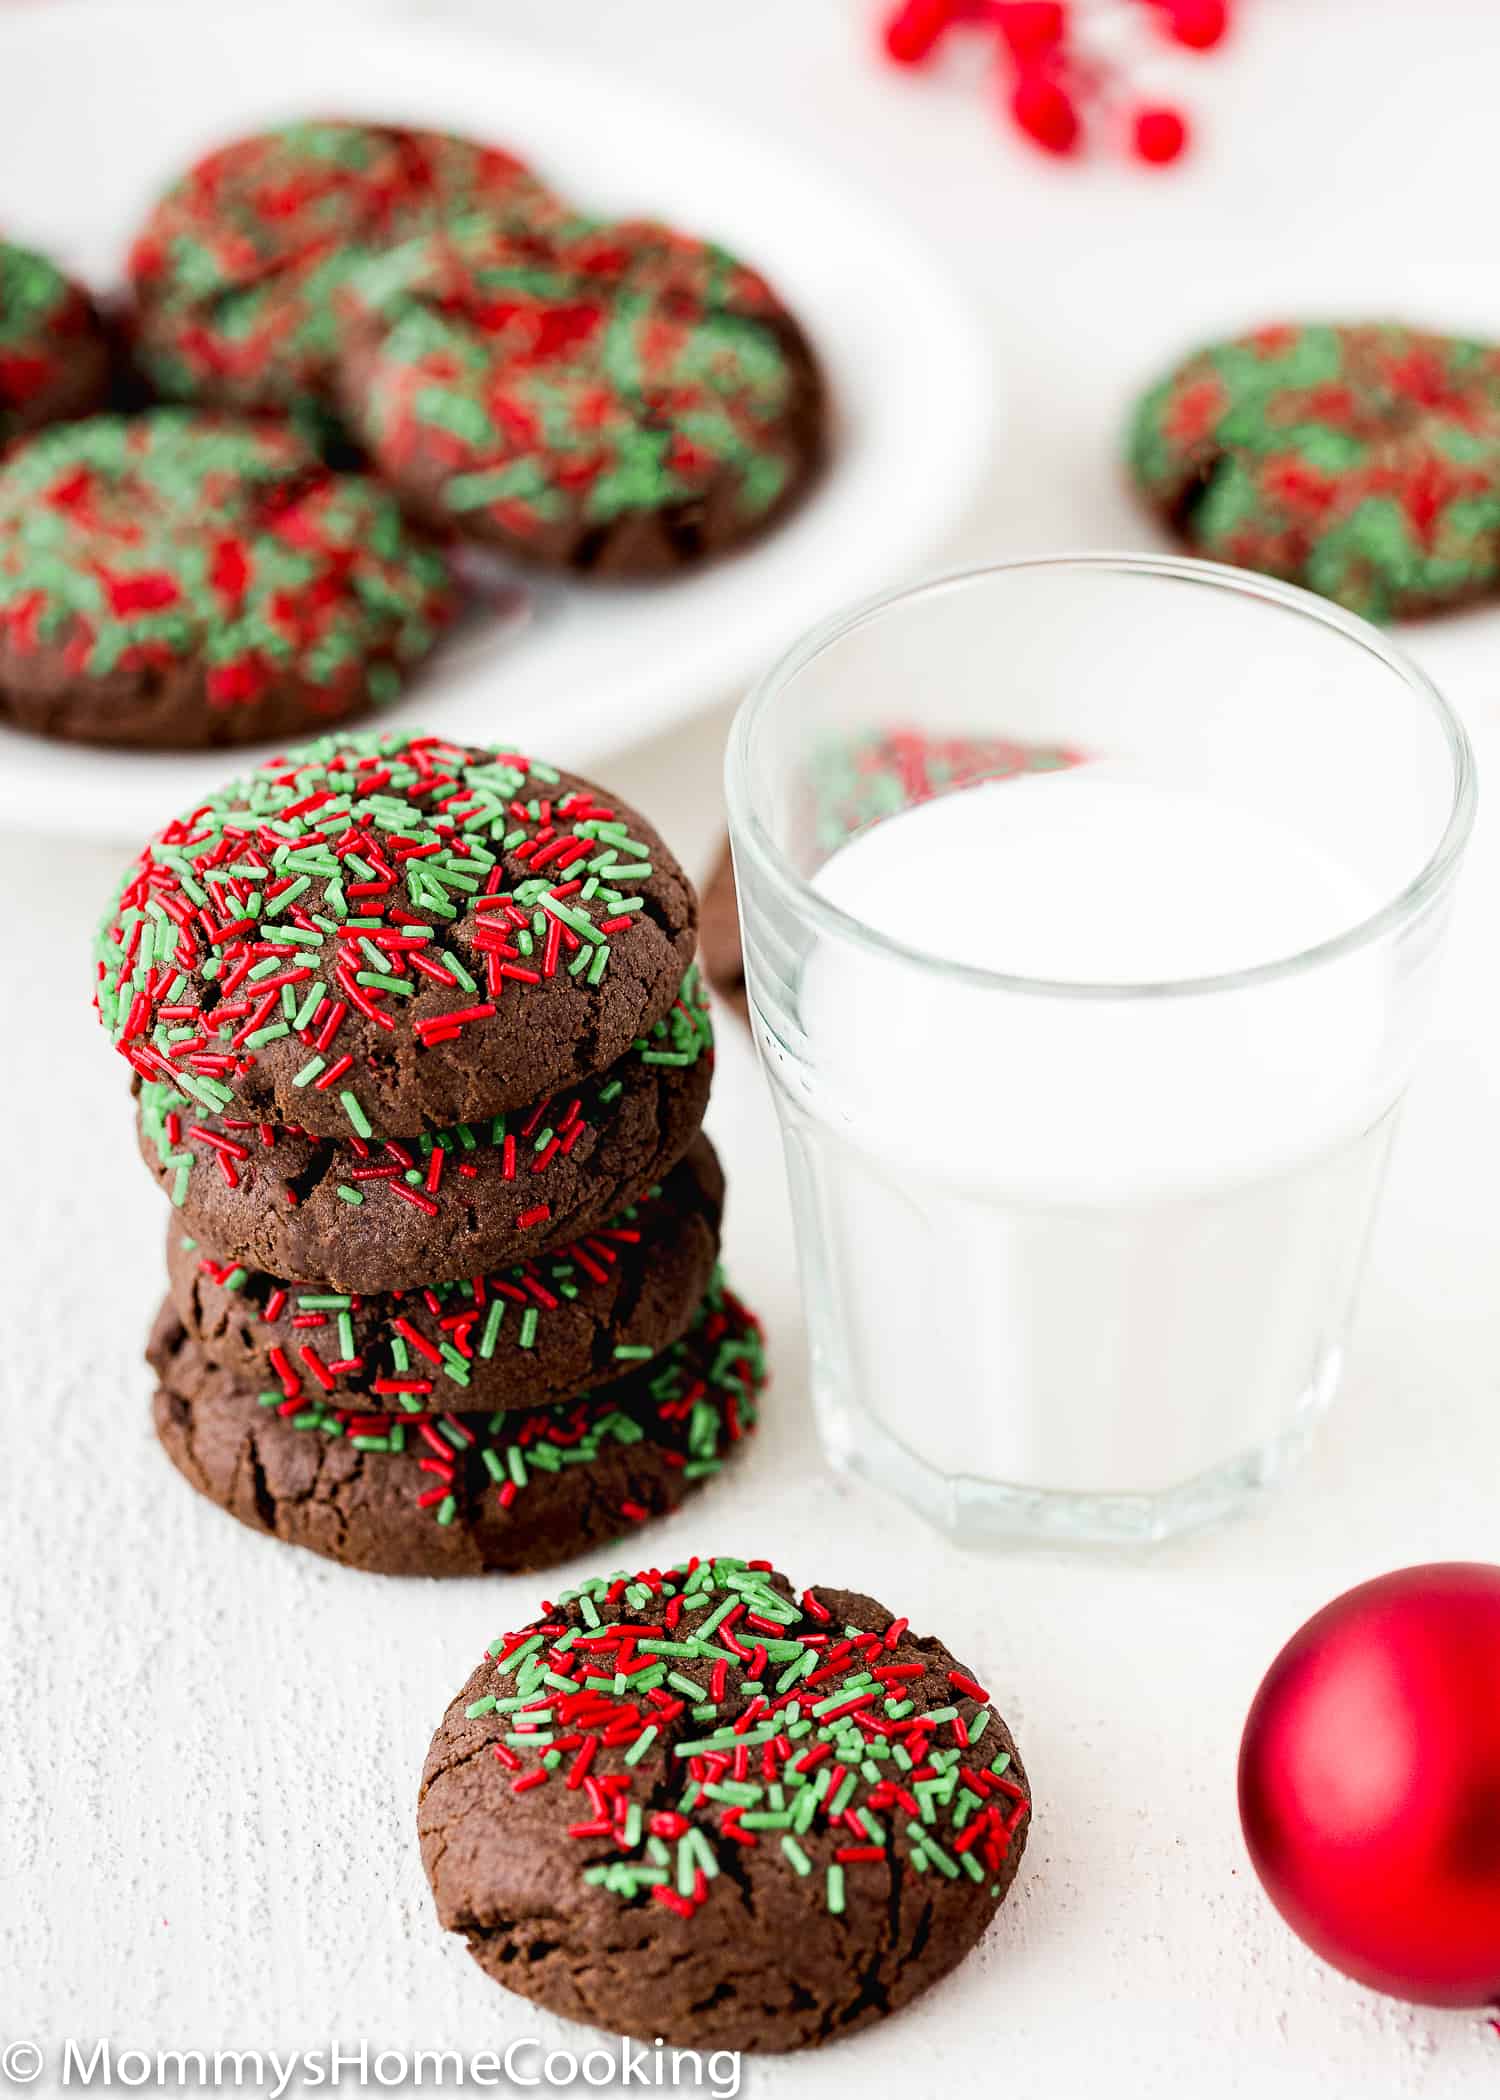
0 0 992 839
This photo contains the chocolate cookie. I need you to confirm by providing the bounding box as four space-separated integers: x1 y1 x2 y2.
166 1135 723 1415
96 729 697 1129
699 840 748 1024
337 213 825 576
148 1272 763 1576
0 238 111 450
704 732 1084 1023
418 1556 1031 2050
128 121 566 432
136 966 714 1294
806 727 1085 848
1128 322 1500 618
0 415 453 748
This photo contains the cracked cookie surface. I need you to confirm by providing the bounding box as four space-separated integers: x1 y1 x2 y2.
165 1135 723 1415
418 1555 1030 2050
148 1274 762 1576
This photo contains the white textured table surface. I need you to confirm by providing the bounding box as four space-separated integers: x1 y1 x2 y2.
5 2 1500 2095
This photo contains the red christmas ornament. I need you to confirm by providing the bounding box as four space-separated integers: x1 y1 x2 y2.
1239 1564 1500 2007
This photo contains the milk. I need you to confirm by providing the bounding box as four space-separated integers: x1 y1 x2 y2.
780 769 1400 1528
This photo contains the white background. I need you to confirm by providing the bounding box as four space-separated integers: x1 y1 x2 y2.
4 2 1500 2095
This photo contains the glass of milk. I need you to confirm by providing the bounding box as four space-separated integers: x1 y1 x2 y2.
724 556 1475 1547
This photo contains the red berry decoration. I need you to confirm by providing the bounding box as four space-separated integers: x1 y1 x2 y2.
1163 0 1228 48
1010 70 1081 154
995 1 1067 63
1239 1564 1500 2007
1133 105 1189 163
877 0 1230 164
884 0 961 63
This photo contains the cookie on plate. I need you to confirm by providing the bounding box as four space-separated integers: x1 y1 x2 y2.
0 238 112 450
165 1134 724 1415
0 414 453 747
418 1555 1031 2049
338 213 826 575
134 965 715 1294
95 730 698 1127
128 120 567 430
148 1272 763 1576
1128 322 1500 618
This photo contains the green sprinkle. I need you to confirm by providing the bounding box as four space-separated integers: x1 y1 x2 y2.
478 1301 505 1358
337 1089 373 1137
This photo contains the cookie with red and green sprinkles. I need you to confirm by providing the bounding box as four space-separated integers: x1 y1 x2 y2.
0 413 454 748
702 730 1085 1021
95 729 698 1132
418 1555 1030 2050
148 1270 763 1577
336 212 826 576
166 1135 724 1416
134 964 715 1294
0 238 112 451
127 121 568 432
1128 322 1500 618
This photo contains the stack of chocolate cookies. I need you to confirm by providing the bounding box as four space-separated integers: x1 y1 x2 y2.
93 728 763 1575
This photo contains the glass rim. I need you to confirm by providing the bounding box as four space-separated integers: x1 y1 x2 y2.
724 552 1478 1003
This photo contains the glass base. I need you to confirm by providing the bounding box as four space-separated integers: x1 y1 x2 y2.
812 1352 1341 1550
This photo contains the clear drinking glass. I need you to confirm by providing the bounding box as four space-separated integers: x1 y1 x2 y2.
724 555 1475 1548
